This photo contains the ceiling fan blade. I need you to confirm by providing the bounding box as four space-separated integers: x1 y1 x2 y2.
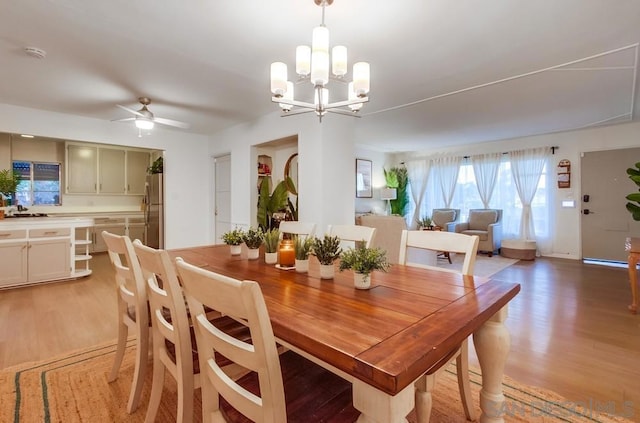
111 117 135 122
154 117 191 129
116 104 145 118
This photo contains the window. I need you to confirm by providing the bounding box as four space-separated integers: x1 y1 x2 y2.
13 161 61 206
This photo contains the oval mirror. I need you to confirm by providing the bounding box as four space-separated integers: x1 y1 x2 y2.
284 153 298 195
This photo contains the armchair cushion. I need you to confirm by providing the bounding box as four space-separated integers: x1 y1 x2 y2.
432 209 456 228
468 209 498 231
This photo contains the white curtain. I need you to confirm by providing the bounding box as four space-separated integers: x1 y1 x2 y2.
405 159 430 229
471 153 502 208
509 147 552 240
434 156 462 207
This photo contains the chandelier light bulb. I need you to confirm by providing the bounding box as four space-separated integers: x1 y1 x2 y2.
332 46 347 77
296 46 311 76
270 62 288 97
311 26 330 85
352 62 370 97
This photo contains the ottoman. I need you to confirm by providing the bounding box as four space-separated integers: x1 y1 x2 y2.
501 239 537 260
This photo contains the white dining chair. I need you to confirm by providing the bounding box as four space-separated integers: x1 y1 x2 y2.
132 240 250 423
327 224 376 249
175 258 357 422
398 229 480 423
101 231 149 414
278 221 316 240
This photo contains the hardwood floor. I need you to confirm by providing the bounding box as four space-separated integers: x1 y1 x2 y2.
1 253 638 421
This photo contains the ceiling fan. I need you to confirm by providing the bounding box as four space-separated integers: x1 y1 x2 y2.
114 97 190 131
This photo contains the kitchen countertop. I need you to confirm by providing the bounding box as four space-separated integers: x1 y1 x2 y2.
0 216 94 229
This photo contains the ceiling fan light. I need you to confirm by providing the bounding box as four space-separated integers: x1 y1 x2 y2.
135 118 154 130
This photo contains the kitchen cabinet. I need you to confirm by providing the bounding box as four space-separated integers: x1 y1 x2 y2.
92 217 127 253
0 226 73 288
66 144 98 194
99 148 126 194
65 142 149 195
127 216 146 243
126 151 149 194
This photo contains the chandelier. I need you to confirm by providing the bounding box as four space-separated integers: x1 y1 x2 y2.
270 0 370 121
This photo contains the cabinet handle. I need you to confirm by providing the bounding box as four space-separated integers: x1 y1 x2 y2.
44 231 58 235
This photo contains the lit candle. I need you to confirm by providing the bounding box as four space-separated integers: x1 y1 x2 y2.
279 239 295 267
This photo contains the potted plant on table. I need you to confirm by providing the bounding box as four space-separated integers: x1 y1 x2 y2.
0 168 20 207
311 235 342 279
339 246 391 289
263 228 280 264
293 235 313 273
243 227 264 260
417 215 433 230
222 227 245 256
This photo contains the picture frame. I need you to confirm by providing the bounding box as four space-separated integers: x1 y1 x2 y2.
355 159 373 198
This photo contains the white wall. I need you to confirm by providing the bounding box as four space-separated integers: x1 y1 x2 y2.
208 111 358 237
394 121 640 259
0 103 210 249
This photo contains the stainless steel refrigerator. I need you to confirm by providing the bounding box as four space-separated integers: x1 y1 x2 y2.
144 173 164 249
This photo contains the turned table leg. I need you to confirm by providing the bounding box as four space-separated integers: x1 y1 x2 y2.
473 306 510 423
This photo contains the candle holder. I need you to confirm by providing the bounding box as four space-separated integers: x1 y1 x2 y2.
278 239 296 268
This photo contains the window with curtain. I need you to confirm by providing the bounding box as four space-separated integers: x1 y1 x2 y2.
13 161 61 206
407 153 551 252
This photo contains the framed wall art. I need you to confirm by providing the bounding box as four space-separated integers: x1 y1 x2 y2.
355 159 372 198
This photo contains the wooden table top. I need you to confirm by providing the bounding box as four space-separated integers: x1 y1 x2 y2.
169 244 520 396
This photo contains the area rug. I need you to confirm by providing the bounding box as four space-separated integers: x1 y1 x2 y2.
436 253 518 277
1 340 634 423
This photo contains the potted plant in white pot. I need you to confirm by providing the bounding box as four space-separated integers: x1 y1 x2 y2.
339 246 391 289
293 235 313 273
263 228 280 264
221 227 245 256
243 227 264 260
311 235 342 279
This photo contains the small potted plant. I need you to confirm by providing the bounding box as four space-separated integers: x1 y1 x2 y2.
339 246 391 289
417 215 433 230
311 235 342 279
242 227 264 260
293 235 313 273
222 227 245 256
263 228 280 264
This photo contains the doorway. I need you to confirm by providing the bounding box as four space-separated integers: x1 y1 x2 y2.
581 147 640 262
214 154 231 244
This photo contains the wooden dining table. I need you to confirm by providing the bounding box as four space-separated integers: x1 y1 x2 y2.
168 244 521 423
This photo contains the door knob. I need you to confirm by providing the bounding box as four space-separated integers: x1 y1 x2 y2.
583 209 594 215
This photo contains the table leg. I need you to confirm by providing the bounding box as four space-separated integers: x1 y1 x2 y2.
628 253 639 314
473 306 510 423
353 380 414 423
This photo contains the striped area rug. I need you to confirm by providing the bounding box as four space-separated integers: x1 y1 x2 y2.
0 340 635 423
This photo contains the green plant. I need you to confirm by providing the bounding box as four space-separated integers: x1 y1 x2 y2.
257 179 290 231
293 235 313 260
221 227 245 246
417 215 432 229
263 228 280 253
0 168 20 198
626 162 640 221
242 227 264 249
311 235 342 265
147 156 163 174
339 246 391 277
384 166 409 217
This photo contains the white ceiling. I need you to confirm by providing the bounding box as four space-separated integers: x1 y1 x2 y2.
1 0 639 152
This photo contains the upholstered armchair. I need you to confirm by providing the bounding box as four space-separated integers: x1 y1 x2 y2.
431 208 460 232
453 209 502 256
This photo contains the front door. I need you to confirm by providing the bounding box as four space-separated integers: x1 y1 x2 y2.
581 147 640 262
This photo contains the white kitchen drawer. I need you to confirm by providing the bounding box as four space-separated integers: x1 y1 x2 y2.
94 217 126 225
29 228 71 238
0 229 27 240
